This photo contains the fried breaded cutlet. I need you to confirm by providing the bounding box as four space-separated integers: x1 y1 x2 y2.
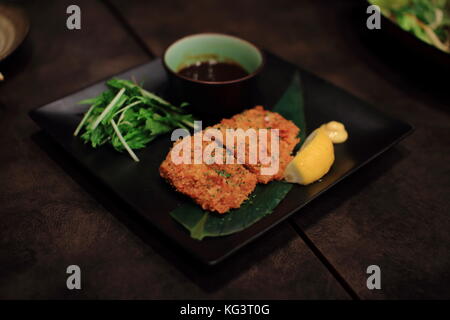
159 106 300 213
210 106 300 183
159 136 257 214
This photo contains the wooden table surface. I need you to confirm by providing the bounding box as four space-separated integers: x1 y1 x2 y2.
0 0 449 299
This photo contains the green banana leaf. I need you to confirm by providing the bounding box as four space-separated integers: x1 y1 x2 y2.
170 72 306 240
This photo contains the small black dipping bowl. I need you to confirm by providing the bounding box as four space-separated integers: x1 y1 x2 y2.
162 33 265 119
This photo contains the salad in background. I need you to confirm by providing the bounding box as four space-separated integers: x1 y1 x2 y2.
370 0 450 53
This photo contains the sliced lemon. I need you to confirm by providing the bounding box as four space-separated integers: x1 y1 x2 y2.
284 127 334 185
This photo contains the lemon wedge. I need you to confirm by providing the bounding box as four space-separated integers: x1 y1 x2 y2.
284 127 335 185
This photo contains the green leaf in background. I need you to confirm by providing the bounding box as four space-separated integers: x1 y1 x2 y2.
170 71 306 240
369 0 450 53
272 72 307 145
369 0 410 11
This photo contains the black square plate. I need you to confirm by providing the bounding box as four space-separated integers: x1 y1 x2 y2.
30 52 413 265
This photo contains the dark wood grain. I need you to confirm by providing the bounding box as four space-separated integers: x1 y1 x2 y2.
108 0 450 299
0 0 350 299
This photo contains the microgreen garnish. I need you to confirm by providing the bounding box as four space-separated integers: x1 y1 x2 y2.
215 169 232 178
74 78 194 161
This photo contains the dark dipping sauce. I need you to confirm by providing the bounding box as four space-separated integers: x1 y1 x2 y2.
178 60 249 82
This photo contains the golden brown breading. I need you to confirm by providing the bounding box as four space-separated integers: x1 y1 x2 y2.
159 106 300 213
220 106 300 150
159 137 257 214
210 106 300 183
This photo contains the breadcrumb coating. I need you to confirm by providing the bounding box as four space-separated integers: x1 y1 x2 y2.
212 106 300 183
160 138 257 214
159 106 300 213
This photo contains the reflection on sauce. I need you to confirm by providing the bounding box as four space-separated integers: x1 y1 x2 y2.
321 121 348 143
178 60 248 82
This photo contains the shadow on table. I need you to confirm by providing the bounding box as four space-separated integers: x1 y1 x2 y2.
31 131 296 293
295 143 410 231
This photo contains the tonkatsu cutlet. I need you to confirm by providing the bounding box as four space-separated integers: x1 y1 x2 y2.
159 106 300 213
159 136 257 214
219 106 300 150
210 106 300 183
